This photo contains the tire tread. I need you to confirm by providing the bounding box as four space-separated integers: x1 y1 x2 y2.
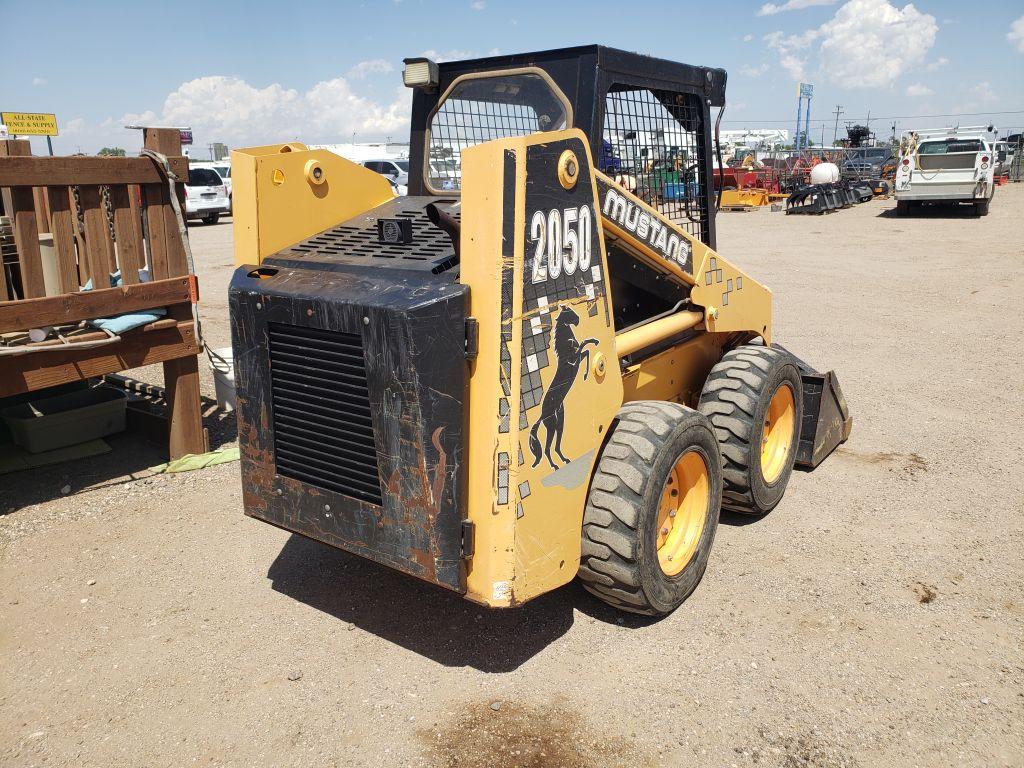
580 402 695 616
698 345 798 515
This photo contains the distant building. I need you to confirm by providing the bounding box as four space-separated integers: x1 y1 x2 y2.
719 129 790 149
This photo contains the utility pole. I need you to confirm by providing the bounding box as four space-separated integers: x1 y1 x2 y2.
832 104 844 146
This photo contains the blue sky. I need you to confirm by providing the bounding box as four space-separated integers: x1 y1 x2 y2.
2 0 1022 156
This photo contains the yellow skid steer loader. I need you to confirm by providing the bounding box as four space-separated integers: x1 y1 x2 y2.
229 46 851 615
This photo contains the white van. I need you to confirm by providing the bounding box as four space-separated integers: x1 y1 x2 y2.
895 127 996 216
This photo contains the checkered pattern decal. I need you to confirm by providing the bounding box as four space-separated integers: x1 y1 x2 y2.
498 263 514 433
702 256 743 307
497 451 510 505
518 263 607 430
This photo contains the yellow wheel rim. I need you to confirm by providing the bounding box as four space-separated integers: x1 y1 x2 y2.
656 450 709 576
760 384 796 484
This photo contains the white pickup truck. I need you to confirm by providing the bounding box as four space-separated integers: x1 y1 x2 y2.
895 127 996 216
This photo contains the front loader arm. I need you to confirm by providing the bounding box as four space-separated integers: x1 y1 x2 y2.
594 170 772 345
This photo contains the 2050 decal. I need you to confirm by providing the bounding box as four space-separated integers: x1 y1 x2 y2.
529 205 594 284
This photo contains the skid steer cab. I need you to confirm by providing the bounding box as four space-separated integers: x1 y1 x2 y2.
229 46 852 616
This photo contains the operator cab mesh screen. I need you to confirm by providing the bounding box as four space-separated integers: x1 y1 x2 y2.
427 72 569 192
602 88 708 244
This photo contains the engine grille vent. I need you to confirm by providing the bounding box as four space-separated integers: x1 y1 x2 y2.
285 203 460 262
267 323 383 506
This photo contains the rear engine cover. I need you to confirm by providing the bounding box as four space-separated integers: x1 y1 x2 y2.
230 240 469 590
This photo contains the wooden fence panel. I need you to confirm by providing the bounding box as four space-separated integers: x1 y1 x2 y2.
78 185 113 287
0 275 191 334
143 129 189 278
0 253 8 302
143 183 170 280
46 186 80 293
10 186 45 299
0 156 189 186
110 185 143 284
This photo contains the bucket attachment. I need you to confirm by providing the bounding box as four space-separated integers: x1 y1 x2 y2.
837 182 857 207
773 345 853 469
785 184 836 214
851 181 874 203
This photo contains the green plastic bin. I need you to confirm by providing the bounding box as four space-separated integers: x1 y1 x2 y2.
1 387 127 454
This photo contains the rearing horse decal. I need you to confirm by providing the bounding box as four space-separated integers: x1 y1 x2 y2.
529 306 598 470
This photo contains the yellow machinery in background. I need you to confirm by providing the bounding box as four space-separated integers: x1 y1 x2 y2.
718 187 771 209
229 47 851 615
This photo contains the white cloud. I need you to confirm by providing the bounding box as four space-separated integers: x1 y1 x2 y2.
108 75 408 148
420 49 476 63
104 110 157 131
818 0 937 89
62 117 85 135
954 81 998 112
1008 14 1024 53
758 0 836 16
739 63 770 77
766 0 937 89
471 0 485 9
32 77 47 86
348 59 394 79
925 56 949 72
905 82 932 97
764 29 818 80
742 34 754 42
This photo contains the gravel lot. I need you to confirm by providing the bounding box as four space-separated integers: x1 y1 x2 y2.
2 187 1022 768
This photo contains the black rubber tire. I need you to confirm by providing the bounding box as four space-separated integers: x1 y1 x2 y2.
976 198 990 216
202 213 220 225
895 200 911 216
698 345 803 516
579 401 722 616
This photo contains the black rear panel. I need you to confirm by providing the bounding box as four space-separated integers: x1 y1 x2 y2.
230 201 470 591
267 323 383 506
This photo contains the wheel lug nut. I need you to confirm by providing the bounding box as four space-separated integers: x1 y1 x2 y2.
669 511 676 518
661 526 669 535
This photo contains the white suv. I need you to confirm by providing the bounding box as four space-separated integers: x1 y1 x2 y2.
184 167 230 225
362 159 409 188
193 162 232 212
895 127 996 216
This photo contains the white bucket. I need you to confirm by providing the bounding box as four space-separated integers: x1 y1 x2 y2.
208 347 236 412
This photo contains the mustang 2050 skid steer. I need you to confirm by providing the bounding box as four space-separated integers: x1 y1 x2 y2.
229 46 852 615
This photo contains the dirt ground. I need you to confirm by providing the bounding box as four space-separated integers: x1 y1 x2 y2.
2 186 1022 768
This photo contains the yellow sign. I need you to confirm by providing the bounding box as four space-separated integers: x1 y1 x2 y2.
1 112 58 136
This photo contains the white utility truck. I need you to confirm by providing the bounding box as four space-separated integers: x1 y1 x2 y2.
895 126 996 216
